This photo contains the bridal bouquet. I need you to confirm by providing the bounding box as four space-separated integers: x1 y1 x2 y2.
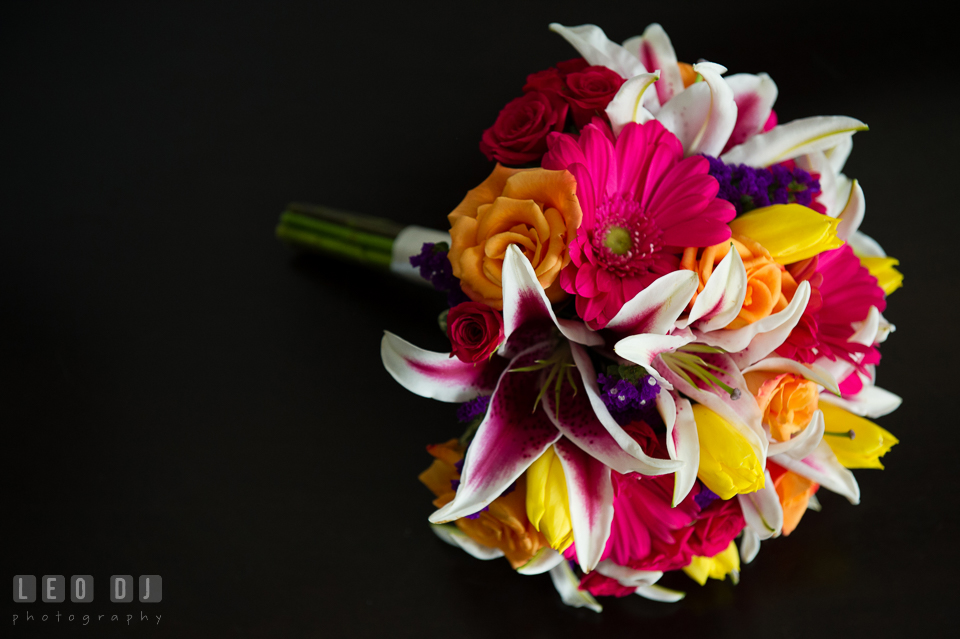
278 22 902 611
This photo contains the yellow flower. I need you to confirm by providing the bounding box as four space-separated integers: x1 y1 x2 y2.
691 404 765 500
683 541 740 586
859 256 903 295
820 402 898 469
525 446 574 553
728 204 843 264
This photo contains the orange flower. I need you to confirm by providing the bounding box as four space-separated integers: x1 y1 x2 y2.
769 462 819 536
743 370 819 442
681 234 788 329
447 165 582 309
418 439 549 568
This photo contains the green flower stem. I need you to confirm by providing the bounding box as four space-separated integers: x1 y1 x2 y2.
275 202 405 270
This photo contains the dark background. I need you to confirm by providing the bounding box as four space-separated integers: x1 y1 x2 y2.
2 1 956 637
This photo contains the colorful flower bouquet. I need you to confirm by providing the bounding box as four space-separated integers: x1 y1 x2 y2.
277 22 902 610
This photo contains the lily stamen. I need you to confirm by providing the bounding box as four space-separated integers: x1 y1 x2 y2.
824 429 857 439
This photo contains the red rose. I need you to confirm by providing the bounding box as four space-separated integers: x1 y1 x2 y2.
522 58 588 96
563 66 625 128
446 301 505 363
479 91 568 165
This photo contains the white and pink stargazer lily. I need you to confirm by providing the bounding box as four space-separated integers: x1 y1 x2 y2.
383 245 697 571
550 22 867 168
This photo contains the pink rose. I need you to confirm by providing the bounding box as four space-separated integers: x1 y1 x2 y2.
479 91 568 165
446 302 505 363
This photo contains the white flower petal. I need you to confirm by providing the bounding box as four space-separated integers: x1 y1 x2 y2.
430 524 504 560
796 151 841 218
848 230 887 258
549 561 603 613
614 333 696 386
721 115 868 167
741 356 840 395
739 528 761 564
516 547 565 575
634 23 684 106
819 384 902 418
722 281 812 368
667 394 700 506
767 409 825 459
596 560 662 587
549 23 645 79
836 180 865 241
680 245 747 331
724 73 778 151
826 135 853 174
381 331 500 403
635 584 685 602
606 269 698 337
772 440 860 504
738 471 784 540
606 72 660 136
657 61 738 157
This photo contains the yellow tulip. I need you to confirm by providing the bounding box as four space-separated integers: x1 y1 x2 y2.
860 256 903 296
820 402 898 469
525 446 574 552
728 204 843 264
683 541 740 586
691 404 765 500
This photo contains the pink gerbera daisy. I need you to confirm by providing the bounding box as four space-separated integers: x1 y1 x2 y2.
542 119 736 329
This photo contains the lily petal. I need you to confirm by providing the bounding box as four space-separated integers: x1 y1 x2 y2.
741 356 840 396
614 333 696 387
739 528 761 564
548 23 645 79
771 440 860 504
516 547 566 575
796 151 845 219
826 135 853 174
596 560 662 587
836 179 865 241
568 343 683 474
635 584 686 603
556 436 615 573
655 351 767 460
430 524 504 560
738 470 784 540
848 230 887 258
549 561 603 613
819 384 902 418
667 394 700 506
606 269 699 337
724 73 778 153
606 72 660 136
679 245 747 330
501 244 602 357
767 409 825 459
429 343 562 523
706 281 811 368
634 23 683 105
720 115 868 167
381 331 504 402
657 61 737 157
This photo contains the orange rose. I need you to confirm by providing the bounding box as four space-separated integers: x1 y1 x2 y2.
418 439 549 568
769 462 819 536
681 234 789 329
447 164 582 309
743 370 819 442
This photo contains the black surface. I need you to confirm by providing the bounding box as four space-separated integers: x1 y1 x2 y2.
2 1 956 637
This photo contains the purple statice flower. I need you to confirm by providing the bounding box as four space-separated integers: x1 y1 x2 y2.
694 483 721 509
597 369 661 426
705 155 821 215
410 242 470 307
457 394 490 423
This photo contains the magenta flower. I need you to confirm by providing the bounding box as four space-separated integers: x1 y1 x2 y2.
542 120 735 329
777 244 886 370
